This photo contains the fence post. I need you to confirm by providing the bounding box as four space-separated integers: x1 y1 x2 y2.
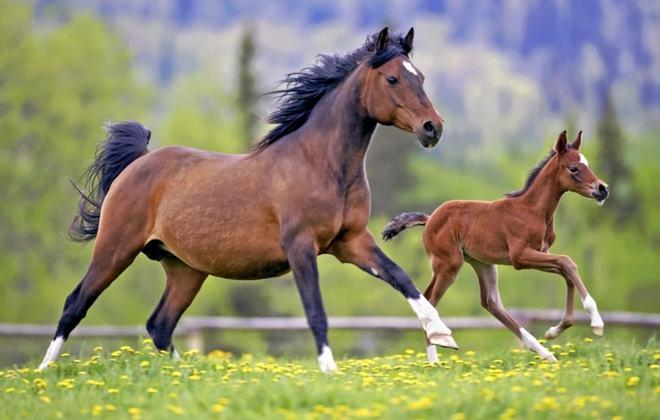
185 328 205 353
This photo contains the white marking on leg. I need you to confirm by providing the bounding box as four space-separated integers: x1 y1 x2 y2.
519 328 556 362
544 325 562 339
407 297 457 348
38 336 65 370
579 153 589 167
317 345 337 373
402 61 418 76
370 267 379 277
426 344 438 363
582 294 604 334
172 348 181 360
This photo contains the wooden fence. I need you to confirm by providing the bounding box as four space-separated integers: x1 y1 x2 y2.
1 309 658 352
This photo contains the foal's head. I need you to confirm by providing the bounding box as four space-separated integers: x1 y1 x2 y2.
362 27 444 147
552 131 609 204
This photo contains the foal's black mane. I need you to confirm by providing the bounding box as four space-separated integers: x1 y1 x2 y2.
506 150 557 197
255 31 413 151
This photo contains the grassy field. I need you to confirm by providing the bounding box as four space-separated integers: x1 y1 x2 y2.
0 338 657 419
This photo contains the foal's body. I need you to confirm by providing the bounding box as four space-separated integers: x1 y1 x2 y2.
383 131 610 362
40 28 456 371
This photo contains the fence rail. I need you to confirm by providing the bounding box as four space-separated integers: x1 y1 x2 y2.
1 309 658 352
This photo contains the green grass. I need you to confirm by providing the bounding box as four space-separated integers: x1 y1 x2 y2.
0 338 657 419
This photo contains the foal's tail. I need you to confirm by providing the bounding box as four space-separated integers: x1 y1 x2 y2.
381 212 429 241
70 121 151 242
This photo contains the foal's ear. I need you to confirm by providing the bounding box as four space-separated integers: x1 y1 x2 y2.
553 130 568 154
403 27 414 54
376 26 389 52
572 130 582 150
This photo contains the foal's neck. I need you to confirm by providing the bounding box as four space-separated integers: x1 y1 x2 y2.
517 159 566 223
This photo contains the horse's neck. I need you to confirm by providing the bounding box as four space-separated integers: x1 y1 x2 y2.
292 70 376 181
518 160 565 223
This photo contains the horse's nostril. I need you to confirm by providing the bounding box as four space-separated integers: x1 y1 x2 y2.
599 184 608 197
423 121 435 136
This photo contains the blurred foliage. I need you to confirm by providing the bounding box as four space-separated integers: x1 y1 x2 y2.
0 2 658 363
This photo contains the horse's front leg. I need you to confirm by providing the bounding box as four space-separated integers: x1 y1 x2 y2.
282 232 336 373
328 230 458 349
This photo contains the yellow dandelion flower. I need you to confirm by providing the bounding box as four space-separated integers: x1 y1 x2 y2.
451 413 466 420
166 404 185 415
93 346 103 352
108 388 119 394
146 387 158 394
583 338 593 343
40 396 51 404
91 405 103 416
110 351 122 357
627 376 640 387
188 374 201 381
139 361 150 368
211 404 225 413
104 404 116 412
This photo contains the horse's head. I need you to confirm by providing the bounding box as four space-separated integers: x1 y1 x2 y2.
553 130 609 205
362 27 444 148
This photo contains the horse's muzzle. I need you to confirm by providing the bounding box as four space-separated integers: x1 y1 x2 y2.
417 121 443 148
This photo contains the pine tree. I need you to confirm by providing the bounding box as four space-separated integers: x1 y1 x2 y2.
237 24 258 150
596 93 637 224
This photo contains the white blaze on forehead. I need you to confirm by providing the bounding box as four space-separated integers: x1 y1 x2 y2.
402 61 418 76
579 153 589 167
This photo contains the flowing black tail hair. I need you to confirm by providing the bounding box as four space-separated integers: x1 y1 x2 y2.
70 121 151 242
381 212 429 241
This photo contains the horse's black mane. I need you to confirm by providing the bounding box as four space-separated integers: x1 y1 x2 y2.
506 150 557 198
255 31 413 151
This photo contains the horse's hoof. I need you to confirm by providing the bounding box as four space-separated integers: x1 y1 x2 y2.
318 359 338 373
544 353 558 363
592 325 604 336
544 326 561 340
429 333 458 349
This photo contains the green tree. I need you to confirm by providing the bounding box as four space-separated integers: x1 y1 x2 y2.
236 24 259 150
0 1 148 323
596 93 638 224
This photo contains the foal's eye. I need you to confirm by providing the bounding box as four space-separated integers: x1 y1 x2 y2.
386 76 398 85
569 166 579 174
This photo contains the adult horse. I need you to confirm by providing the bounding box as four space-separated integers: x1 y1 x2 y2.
39 27 456 372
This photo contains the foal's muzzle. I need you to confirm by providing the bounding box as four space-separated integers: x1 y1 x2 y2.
592 182 609 206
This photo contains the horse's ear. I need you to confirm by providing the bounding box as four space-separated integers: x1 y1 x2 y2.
553 130 568 154
403 27 414 53
572 130 582 150
376 26 389 52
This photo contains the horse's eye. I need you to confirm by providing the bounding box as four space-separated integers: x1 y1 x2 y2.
569 166 579 174
386 76 398 85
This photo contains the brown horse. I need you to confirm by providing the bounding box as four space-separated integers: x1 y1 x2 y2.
39 27 457 372
382 131 609 362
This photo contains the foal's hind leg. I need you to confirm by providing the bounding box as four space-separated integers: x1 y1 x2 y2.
146 259 207 356
423 254 463 363
39 231 144 369
468 258 557 362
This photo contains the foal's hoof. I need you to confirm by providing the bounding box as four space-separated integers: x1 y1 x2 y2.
544 326 561 340
591 325 604 336
429 333 458 350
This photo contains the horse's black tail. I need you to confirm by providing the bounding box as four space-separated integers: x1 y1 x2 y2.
70 121 151 242
381 212 429 241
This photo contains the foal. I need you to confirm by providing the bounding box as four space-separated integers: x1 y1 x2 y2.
383 131 609 362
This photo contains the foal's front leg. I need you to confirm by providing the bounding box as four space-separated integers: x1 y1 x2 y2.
282 234 336 372
510 246 604 337
328 230 457 349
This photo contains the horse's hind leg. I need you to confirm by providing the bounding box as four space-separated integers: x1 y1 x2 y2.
38 231 144 369
423 254 463 363
146 259 207 355
468 258 557 362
